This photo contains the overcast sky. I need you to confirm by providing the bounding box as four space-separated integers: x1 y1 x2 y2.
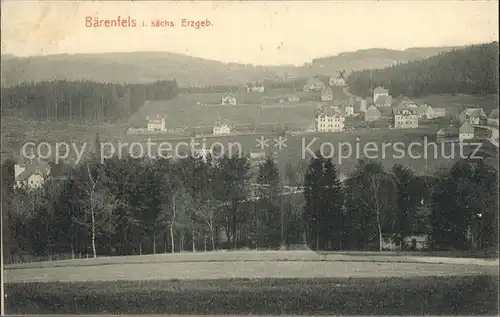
1 1 498 65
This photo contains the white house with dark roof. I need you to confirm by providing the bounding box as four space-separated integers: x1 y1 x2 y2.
221 94 237 105
436 127 459 143
146 115 167 132
459 108 487 125
14 161 51 190
373 86 389 103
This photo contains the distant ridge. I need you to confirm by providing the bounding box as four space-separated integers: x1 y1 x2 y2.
310 46 462 75
1 46 463 87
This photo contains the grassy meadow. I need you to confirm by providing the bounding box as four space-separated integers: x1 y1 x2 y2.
5 275 498 314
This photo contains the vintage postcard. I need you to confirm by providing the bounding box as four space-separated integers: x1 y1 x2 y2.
1 0 499 315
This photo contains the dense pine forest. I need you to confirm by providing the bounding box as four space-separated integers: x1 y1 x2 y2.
2 145 497 263
1 79 179 122
346 42 499 98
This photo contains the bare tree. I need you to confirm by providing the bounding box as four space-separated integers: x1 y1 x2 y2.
161 174 192 253
196 197 221 251
80 165 119 258
86 165 100 258
357 173 397 251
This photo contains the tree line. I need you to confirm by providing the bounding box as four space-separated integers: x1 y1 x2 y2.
1 79 179 122
347 42 499 98
1 142 497 263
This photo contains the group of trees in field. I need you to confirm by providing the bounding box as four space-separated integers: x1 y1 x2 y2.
1 79 179 122
1 143 497 263
1 143 308 262
347 42 499 98
302 154 497 252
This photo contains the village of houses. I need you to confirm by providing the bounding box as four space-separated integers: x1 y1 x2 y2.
13 73 499 191
132 74 499 143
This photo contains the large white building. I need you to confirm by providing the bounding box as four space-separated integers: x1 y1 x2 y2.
315 110 345 132
393 107 419 129
146 116 167 132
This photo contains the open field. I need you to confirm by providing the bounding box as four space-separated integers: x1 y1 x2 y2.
128 88 350 128
129 99 319 129
5 250 498 283
6 250 499 270
5 276 499 314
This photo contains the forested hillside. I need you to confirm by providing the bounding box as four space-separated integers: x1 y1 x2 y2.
1 80 178 122
346 42 499 98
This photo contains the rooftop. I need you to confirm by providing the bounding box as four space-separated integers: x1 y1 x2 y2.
459 122 474 133
373 86 388 93
394 107 417 115
16 161 51 181
461 108 486 118
365 105 381 113
316 108 344 118
437 127 458 136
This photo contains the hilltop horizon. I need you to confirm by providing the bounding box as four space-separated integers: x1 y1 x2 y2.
0 43 477 67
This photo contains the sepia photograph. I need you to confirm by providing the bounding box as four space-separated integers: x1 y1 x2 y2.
0 0 499 316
